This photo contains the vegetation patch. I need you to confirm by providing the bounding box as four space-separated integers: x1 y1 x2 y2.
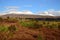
20 21 41 29
0 25 8 32
8 25 17 32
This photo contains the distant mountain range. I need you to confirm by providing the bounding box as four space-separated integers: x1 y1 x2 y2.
0 14 60 18
0 10 60 19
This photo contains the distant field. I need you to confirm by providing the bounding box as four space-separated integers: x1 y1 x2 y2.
0 17 60 40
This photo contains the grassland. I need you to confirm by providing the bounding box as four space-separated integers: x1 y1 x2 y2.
0 17 60 40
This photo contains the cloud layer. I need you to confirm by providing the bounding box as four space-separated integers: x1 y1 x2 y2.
38 9 60 16
0 7 60 16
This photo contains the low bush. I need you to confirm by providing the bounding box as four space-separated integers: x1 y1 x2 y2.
8 25 17 32
20 21 34 27
38 34 42 40
20 21 40 29
58 24 60 30
0 25 8 32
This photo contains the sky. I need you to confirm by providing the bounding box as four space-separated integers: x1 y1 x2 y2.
0 0 60 13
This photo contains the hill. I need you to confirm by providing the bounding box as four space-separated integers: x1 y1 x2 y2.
0 14 60 21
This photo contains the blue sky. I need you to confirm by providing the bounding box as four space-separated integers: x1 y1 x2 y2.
0 0 60 13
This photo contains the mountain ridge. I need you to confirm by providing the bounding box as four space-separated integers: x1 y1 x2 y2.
0 14 60 18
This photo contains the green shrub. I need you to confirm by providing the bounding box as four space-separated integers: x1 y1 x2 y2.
38 34 42 40
20 21 34 27
8 25 17 32
20 21 40 29
0 25 8 32
0 17 3 21
45 22 59 29
58 24 60 30
46 25 53 29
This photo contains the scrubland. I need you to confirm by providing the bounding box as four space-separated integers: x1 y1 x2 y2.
0 17 60 40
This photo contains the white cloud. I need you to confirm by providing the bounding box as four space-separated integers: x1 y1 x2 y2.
37 9 60 16
53 11 60 16
8 10 34 15
0 6 34 15
0 10 34 15
3 6 18 12
39 11 55 16
0 8 60 16
5 6 19 9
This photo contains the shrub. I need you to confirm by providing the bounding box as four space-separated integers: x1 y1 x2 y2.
20 21 40 29
0 17 3 22
33 22 41 28
0 25 8 32
58 24 60 30
20 21 34 27
38 34 42 40
8 25 17 32
45 22 58 29
46 25 53 29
